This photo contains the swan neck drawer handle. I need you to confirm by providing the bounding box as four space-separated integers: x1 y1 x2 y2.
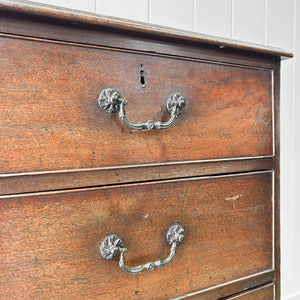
99 223 185 274
97 88 185 130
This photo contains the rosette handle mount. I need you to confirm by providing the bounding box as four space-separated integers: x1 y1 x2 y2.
97 88 185 130
99 223 185 274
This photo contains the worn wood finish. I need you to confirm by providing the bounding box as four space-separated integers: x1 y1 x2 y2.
0 0 293 58
0 157 273 195
1 35 273 174
181 281 274 300
225 283 274 299
0 2 287 298
0 20 275 70
174 272 274 300
0 172 273 299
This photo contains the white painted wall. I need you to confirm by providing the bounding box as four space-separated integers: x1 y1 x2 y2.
32 0 300 299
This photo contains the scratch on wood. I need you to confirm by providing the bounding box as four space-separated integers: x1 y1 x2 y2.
183 187 189 205
180 187 189 218
225 194 242 201
225 194 242 209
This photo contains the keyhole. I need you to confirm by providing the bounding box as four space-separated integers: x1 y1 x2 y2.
139 64 146 87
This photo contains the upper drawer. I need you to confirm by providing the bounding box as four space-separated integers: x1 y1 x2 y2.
1 35 273 174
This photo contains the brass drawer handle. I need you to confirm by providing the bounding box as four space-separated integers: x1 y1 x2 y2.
100 223 185 274
97 88 185 130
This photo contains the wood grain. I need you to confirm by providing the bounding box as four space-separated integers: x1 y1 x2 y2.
175 272 274 299
1 35 273 174
0 172 273 299
0 157 273 195
175 272 274 300
0 19 275 70
0 2 283 299
225 283 274 299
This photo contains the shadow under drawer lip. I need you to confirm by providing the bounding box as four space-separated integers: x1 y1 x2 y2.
0 156 273 195
173 273 274 300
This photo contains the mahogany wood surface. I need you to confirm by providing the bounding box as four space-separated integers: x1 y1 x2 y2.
225 283 274 299
1 35 273 175
0 21 275 70
0 172 273 299
181 282 274 299
0 157 273 195
175 274 274 300
0 2 286 299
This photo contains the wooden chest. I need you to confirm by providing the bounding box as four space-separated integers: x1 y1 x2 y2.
0 1 292 299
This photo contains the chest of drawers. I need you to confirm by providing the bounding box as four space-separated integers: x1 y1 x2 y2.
0 1 292 299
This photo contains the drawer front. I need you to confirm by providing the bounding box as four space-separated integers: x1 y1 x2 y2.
0 172 273 299
226 284 274 299
1 36 273 174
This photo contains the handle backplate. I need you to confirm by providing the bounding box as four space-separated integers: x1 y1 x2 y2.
97 88 185 130
100 223 185 274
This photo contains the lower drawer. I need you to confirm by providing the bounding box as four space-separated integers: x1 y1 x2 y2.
226 283 274 299
0 172 273 299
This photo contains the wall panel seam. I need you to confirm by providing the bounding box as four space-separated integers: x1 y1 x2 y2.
231 0 234 38
264 0 267 44
95 0 98 13
148 0 151 23
193 0 196 32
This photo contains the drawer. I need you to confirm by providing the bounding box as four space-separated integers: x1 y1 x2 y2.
183 283 275 299
0 171 273 299
225 284 274 299
1 35 273 174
